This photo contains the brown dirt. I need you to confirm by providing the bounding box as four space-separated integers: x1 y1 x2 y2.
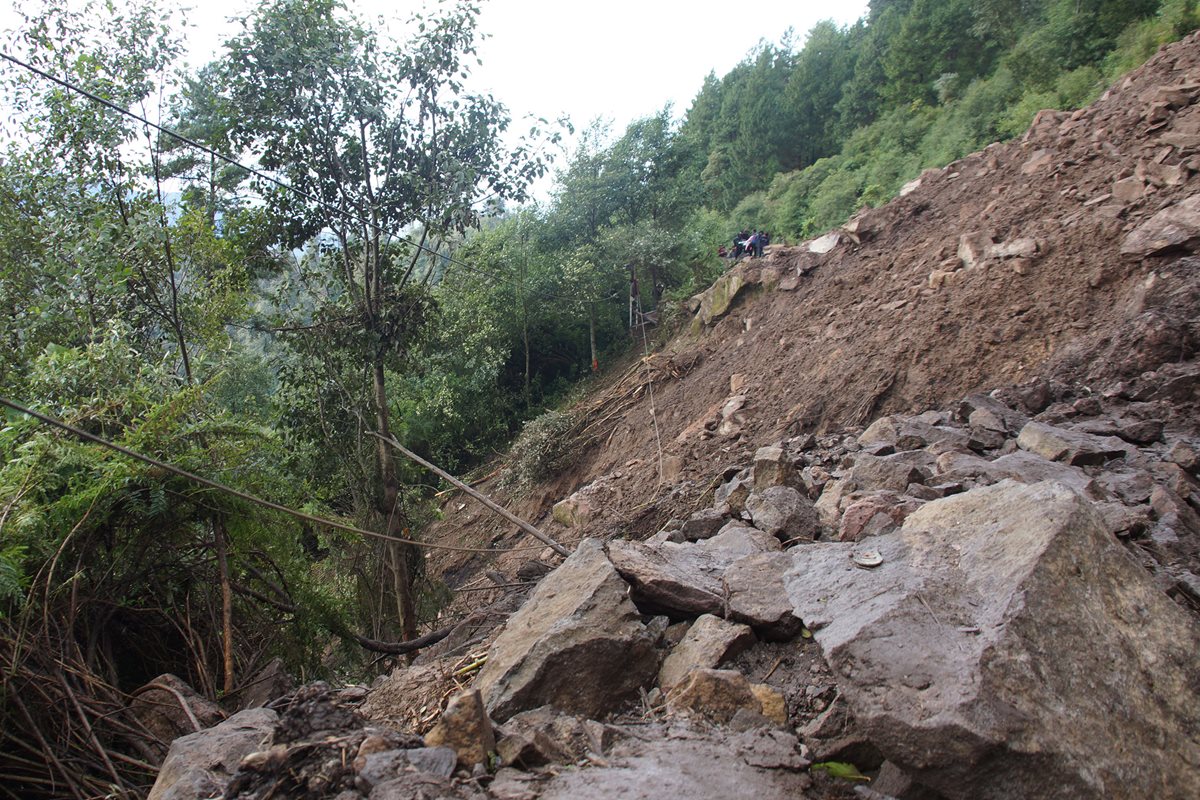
422 32 1200 617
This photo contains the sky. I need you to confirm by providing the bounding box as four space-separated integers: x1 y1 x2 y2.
1 0 870 191
173 0 870 140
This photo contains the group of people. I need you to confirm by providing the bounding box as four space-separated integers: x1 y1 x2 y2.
719 229 771 260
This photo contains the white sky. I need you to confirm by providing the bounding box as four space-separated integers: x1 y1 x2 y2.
175 0 869 137
2 0 869 189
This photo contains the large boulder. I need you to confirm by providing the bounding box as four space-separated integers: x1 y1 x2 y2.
148 708 277 800
745 486 820 542
785 480 1200 800
606 530 780 618
130 674 224 763
475 539 660 721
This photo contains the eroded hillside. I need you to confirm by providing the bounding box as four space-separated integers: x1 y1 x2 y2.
147 31 1200 800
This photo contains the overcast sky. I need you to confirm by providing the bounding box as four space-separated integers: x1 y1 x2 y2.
173 0 870 135
2 0 870 192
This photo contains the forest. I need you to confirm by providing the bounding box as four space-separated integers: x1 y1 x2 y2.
0 0 1195 794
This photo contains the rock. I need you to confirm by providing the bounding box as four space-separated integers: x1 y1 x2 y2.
368 770 485 800
1016 420 1129 465
704 521 782 554
814 478 854 528
552 493 592 527
957 232 993 269
1168 439 1200 471
659 615 756 689
1120 193 1200 256
148 708 277 800
745 486 820 543
1112 176 1147 202
236 658 294 712
989 237 1039 259
786 481 1200 800
666 669 760 724
680 506 730 541
847 453 926 492
752 444 794 490
496 707 604 768
607 539 726 616
837 493 921 542
697 272 747 325
475 539 660 721
357 747 458 786
130 674 225 764
714 472 753 513
725 552 805 640
1020 148 1054 174
535 728 813 799
748 684 787 726
798 697 878 766
422 690 495 769
808 231 841 254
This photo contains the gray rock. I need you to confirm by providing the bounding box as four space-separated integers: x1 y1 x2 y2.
847 453 926 492
475 539 660 721
714 472 753 513
358 747 457 786
725 552 805 640
1167 440 1200 471
131 674 224 763
148 708 277 800
535 727 813 799
368 770 486 800
1016 421 1129 465
704 521 782 554
659 615 756 689
607 539 726 616
681 507 730 541
236 658 293 712
1120 193 1200 256
785 481 1200 800
958 393 1028 433
496 707 607 768
745 485 820 542
752 445 795 490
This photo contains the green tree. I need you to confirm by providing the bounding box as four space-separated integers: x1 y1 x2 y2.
217 0 550 638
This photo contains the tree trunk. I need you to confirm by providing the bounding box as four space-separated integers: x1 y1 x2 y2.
372 359 418 642
213 518 234 696
589 302 598 372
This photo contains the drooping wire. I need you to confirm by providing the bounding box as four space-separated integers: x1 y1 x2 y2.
0 396 548 555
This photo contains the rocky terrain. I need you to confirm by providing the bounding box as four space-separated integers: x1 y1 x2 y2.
143 32 1200 800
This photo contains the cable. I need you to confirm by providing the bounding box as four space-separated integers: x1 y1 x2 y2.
0 397 546 555
0 49 582 305
634 295 665 483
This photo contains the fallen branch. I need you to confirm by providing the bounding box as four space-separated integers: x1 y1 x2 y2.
373 433 570 557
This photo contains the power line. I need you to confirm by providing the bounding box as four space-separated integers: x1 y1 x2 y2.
0 49 586 305
0 396 547 556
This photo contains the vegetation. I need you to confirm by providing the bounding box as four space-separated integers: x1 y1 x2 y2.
0 0 1194 794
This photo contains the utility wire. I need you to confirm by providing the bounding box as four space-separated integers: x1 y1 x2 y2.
0 397 546 555
0 49 585 305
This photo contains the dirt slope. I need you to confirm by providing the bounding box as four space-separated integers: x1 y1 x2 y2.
425 32 1200 591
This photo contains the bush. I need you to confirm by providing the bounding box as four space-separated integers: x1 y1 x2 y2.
497 409 579 492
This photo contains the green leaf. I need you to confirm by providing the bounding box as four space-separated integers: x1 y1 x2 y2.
811 761 871 782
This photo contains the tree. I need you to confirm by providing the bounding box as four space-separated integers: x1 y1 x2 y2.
217 0 551 639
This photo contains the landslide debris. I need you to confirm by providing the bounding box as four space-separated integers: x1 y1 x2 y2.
146 31 1200 800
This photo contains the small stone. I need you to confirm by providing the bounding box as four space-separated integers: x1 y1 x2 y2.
667 669 759 724
423 690 495 769
750 684 788 725
659 615 756 690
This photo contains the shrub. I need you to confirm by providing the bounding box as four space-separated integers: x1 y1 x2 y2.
497 409 579 492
